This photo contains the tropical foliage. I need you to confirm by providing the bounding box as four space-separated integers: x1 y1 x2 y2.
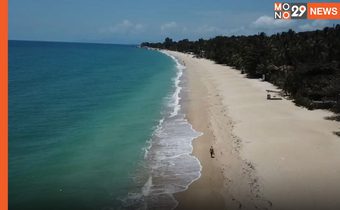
142 25 340 112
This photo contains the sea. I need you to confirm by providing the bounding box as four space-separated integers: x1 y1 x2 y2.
9 40 201 210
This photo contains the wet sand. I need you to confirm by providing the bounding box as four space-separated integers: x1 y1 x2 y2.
167 50 340 210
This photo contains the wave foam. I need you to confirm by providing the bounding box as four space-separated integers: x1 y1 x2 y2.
122 50 202 210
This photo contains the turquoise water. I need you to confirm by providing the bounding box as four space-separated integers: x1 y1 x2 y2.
9 41 176 210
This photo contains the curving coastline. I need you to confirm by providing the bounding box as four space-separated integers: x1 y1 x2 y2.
129 50 203 210
167 50 340 210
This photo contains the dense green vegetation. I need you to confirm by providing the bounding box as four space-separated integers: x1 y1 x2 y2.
142 25 340 113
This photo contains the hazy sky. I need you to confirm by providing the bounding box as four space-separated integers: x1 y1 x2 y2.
9 0 340 44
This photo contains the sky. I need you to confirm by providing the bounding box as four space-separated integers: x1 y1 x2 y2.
9 0 340 44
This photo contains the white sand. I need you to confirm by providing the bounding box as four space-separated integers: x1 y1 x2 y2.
167 50 340 210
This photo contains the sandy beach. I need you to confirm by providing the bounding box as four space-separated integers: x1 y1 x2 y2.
166 51 340 210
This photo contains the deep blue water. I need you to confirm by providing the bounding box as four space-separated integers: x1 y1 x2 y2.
9 41 176 210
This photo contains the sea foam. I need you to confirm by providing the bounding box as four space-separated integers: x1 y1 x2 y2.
122 50 202 210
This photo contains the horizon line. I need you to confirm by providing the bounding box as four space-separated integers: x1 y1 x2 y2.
8 39 140 46
9 24 339 46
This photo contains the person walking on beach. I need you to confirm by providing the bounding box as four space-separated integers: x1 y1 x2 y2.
210 146 215 158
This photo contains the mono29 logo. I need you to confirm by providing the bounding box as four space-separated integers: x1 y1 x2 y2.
274 2 340 20
274 3 307 19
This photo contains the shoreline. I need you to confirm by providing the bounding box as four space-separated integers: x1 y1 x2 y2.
169 51 264 210
138 50 203 210
166 50 340 210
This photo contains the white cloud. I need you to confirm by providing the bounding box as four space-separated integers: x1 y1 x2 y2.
100 20 145 34
161 21 178 32
251 15 295 29
299 20 329 31
248 15 334 35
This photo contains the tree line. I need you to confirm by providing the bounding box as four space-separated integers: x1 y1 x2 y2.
141 25 340 113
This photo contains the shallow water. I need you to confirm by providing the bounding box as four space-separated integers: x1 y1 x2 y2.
9 41 201 210
122 52 202 210
9 41 177 210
